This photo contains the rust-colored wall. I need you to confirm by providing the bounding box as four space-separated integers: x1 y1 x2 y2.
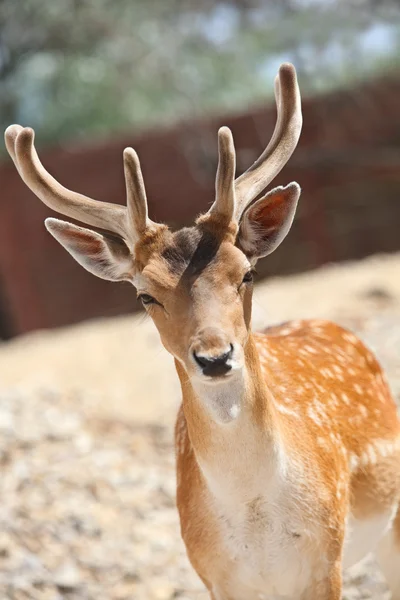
0 75 399 337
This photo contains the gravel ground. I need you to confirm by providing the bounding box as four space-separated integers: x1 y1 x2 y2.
0 252 399 600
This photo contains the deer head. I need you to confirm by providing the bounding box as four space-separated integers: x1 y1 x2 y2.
5 63 302 420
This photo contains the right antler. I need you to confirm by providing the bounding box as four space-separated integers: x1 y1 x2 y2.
4 125 152 244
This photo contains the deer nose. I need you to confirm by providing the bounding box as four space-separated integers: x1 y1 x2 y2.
193 345 234 377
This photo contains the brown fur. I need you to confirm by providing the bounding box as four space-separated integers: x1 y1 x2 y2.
174 319 400 599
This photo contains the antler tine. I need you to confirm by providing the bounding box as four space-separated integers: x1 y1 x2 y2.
261 71 283 160
208 126 236 222
123 148 151 240
234 63 302 220
5 125 129 239
5 124 23 171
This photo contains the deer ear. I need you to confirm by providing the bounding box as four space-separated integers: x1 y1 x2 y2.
45 218 134 282
237 182 300 260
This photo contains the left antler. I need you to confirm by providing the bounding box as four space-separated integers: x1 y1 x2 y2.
211 62 302 223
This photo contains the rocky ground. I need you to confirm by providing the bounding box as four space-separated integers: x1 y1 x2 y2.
0 252 400 600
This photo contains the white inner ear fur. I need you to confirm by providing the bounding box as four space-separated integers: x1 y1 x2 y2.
239 217 265 257
45 217 133 282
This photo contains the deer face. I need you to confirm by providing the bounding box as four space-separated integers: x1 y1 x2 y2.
5 63 302 394
133 224 253 381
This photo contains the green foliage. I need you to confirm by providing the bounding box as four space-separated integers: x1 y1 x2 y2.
0 0 399 150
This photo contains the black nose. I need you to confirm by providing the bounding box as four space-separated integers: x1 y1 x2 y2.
193 345 233 377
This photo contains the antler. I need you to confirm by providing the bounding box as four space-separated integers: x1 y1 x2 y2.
208 126 236 223
212 63 302 222
5 62 301 240
4 125 150 244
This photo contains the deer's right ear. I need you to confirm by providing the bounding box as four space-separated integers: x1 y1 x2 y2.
45 218 134 282
237 182 300 261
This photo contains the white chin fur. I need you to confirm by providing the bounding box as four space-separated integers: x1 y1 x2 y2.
192 370 244 424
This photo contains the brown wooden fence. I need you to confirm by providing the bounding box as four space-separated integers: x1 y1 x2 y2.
0 75 399 337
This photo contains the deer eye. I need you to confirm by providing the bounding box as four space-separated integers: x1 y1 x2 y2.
242 270 254 284
138 293 156 306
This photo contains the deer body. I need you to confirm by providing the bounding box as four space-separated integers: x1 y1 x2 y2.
6 63 400 599
176 321 400 599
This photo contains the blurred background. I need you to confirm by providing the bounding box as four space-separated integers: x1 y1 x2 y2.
0 1 399 599
1 0 400 337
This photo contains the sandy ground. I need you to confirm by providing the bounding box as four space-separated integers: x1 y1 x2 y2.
0 251 399 599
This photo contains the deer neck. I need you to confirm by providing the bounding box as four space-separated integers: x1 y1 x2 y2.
175 333 285 504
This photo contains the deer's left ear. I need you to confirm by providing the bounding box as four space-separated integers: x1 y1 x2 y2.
237 182 300 260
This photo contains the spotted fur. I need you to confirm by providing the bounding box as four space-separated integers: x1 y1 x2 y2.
175 320 400 599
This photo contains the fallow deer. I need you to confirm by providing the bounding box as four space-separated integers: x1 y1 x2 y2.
5 63 400 600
